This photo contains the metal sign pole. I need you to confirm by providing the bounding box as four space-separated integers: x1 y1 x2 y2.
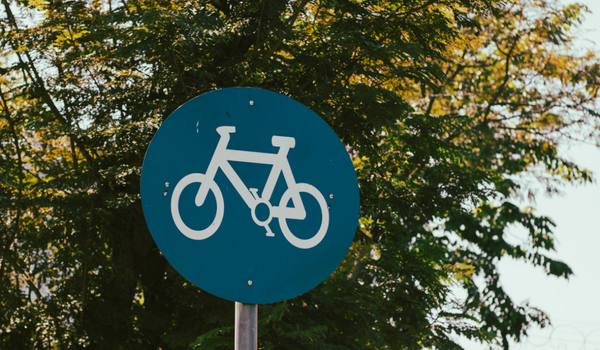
235 302 257 350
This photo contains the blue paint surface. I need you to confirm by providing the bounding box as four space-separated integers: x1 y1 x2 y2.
141 88 359 304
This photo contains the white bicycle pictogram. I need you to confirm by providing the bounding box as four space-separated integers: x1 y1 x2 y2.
170 126 329 249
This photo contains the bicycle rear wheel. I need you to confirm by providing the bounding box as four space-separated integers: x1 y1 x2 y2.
279 183 329 249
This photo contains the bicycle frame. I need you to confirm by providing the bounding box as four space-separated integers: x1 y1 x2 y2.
195 126 306 220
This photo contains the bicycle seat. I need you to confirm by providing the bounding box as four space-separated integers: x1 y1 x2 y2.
272 135 295 149
216 126 236 135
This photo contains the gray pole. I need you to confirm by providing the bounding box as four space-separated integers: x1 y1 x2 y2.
235 302 257 350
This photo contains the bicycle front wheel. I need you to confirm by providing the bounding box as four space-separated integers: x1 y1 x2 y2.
171 173 224 240
279 183 329 249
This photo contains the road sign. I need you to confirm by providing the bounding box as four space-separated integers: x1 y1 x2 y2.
141 87 360 304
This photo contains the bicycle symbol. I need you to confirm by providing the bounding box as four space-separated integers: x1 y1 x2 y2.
170 126 329 249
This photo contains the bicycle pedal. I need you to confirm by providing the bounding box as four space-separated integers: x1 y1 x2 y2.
264 225 275 237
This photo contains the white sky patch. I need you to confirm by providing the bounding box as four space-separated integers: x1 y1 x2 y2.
456 1 600 349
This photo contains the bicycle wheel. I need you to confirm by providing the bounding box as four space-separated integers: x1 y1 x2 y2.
171 173 224 240
279 183 329 249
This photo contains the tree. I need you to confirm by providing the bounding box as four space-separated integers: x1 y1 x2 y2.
0 0 598 349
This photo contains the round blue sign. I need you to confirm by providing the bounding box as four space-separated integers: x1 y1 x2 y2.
141 88 359 304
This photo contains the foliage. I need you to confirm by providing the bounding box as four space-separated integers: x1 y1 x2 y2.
0 0 598 349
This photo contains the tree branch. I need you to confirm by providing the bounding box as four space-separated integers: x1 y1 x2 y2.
0 85 24 257
238 0 311 86
1 248 43 300
399 0 438 17
426 63 466 116
1 0 97 170
482 35 520 122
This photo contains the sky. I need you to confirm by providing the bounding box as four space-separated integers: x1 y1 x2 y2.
459 1 600 349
